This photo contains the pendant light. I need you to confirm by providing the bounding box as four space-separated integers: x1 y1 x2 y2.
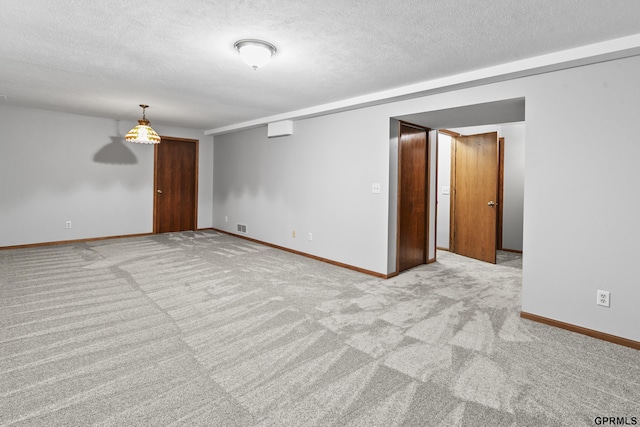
125 104 161 144
234 39 277 70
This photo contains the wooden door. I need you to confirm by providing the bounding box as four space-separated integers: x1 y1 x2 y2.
451 132 498 263
397 122 428 272
154 137 198 234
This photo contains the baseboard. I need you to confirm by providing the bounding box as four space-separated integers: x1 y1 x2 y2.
520 311 640 351
439 247 521 254
0 233 155 250
501 248 523 254
0 229 221 250
212 228 387 279
380 258 436 279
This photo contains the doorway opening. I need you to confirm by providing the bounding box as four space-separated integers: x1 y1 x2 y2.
437 125 524 262
389 98 525 274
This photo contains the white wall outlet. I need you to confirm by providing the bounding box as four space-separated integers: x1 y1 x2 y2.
372 183 381 194
308 232 313 241
225 216 228 223
65 221 72 229
292 230 296 238
596 290 610 307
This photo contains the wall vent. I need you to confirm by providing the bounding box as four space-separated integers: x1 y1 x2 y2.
237 224 247 233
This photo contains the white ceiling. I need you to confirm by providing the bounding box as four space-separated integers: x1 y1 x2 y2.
2 1 640 131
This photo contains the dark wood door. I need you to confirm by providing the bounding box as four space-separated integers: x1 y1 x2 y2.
451 132 498 263
397 123 428 272
154 137 198 234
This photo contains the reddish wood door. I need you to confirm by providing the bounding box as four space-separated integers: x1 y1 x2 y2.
451 132 498 263
397 123 428 272
154 137 198 234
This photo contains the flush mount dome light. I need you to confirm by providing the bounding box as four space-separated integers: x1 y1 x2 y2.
234 39 277 70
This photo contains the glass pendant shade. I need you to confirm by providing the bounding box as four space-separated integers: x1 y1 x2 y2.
125 105 161 144
234 40 276 69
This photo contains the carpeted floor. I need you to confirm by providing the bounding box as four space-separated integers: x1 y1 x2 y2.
1 231 638 426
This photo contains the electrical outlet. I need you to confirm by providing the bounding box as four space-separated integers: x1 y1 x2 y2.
225 216 228 223
596 290 610 307
292 230 296 238
372 183 381 194
65 221 72 229
308 232 313 241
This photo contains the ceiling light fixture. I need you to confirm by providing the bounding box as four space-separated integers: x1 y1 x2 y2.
125 104 161 144
234 39 277 70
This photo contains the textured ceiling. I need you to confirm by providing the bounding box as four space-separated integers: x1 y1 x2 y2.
1 0 640 130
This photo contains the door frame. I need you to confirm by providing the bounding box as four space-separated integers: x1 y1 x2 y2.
497 137 505 250
395 121 431 273
427 129 436 264
153 136 199 234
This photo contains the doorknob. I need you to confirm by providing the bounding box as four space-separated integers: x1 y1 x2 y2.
157 189 162 194
487 201 495 207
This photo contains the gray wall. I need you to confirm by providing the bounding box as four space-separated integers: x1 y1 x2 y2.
500 123 525 251
213 54 640 342
213 107 390 274
0 105 213 246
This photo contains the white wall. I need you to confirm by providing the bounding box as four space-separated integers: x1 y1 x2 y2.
213 54 640 342
521 57 640 342
213 107 390 274
0 105 213 246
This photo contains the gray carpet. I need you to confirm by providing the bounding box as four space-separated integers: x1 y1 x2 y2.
1 231 638 426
